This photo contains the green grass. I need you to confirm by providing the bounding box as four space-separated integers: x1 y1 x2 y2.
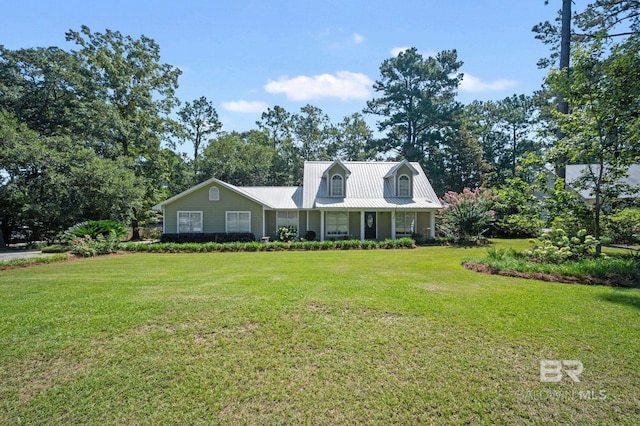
1 241 639 424
0 253 69 269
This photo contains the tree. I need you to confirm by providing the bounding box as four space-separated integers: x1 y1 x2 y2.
546 38 640 246
365 47 463 162
65 26 183 239
439 188 495 243
256 105 299 185
0 111 143 242
199 131 275 186
329 113 377 161
462 96 544 186
65 26 182 158
440 126 489 193
292 104 332 161
177 96 221 180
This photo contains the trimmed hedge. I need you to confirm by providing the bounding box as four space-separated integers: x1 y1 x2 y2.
121 238 416 253
160 233 256 243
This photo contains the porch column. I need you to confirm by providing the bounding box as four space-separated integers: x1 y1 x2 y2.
320 210 325 241
360 211 365 242
262 207 266 239
429 211 436 238
391 210 396 240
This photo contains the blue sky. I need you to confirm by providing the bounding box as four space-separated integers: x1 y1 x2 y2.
1 0 588 151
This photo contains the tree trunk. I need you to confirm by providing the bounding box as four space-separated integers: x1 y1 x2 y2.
556 0 572 180
0 228 5 249
131 219 141 241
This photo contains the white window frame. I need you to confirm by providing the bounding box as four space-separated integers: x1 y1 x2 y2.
177 211 203 233
398 174 411 197
395 211 416 236
209 186 220 201
330 173 344 197
276 211 299 235
326 211 349 236
226 211 251 233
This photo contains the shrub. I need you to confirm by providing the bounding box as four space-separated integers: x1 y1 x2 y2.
63 220 127 242
604 208 640 244
495 214 544 238
70 232 122 257
41 244 70 253
439 188 495 243
524 228 603 263
304 230 316 241
278 226 297 242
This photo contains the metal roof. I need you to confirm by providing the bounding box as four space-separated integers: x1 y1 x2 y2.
155 161 442 211
242 187 303 209
302 161 441 209
566 164 640 199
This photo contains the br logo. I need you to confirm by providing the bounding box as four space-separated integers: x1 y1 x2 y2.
540 360 584 383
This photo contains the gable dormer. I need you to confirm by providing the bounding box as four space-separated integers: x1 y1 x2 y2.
322 159 351 197
384 159 419 197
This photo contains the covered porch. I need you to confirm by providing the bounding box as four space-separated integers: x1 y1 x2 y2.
312 210 436 241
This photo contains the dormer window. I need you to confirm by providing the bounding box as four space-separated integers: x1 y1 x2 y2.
398 175 410 197
331 174 344 197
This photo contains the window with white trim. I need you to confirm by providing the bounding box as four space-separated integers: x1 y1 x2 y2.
330 174 344 197
209 186 220 201
326 211 348 236
395 212 415 235
276 211 299 234
177 211 203 233
398 174 411 197
226 211 251 233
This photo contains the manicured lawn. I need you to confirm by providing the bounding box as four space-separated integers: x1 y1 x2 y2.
1 240 638 424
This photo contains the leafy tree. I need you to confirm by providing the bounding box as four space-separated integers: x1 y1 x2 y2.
256 105 299 185
292 104 332 161
199 131 275 186
546 38 640 244
0 111 143 242
492 178 544 237
65 26 183 239
365 47 463 163
0 46 92 139
65 25 182 158
177 96 221 180
440 126 489 193
329 113 378 161
463 96 545 186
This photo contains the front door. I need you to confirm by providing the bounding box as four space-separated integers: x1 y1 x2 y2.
364 212 376 240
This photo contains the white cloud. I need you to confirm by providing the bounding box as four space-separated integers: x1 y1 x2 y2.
353 33 365 44
264 71 373 101
222 100 268 113
459 73 517 92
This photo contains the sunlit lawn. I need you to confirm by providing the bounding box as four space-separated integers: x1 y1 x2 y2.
1 240 638 424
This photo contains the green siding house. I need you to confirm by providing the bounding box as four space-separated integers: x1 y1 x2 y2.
154 160 442 241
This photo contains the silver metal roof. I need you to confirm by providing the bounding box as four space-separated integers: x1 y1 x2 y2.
155 161 442 211
302 161 441 209
566 164 640 199
242 187 303 209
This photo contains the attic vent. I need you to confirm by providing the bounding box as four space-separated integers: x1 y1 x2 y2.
209 186 220 201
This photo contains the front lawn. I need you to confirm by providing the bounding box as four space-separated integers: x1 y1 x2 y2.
1 241 638 424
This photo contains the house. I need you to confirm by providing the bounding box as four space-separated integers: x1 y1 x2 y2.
565 164 640 204
153 159 442 241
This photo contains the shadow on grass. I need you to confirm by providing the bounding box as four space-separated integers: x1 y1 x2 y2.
599 290 640 310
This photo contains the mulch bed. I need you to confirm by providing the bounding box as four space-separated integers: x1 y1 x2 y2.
462 262 638 288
